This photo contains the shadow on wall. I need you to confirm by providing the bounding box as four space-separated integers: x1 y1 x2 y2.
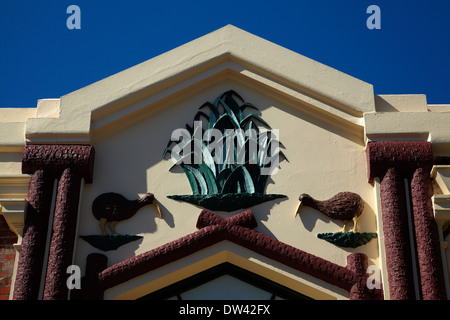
298 206 335 233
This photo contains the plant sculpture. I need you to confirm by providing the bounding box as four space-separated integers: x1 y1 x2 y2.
163 90 287 211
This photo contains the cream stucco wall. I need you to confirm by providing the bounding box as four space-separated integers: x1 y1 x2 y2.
74 80 378 273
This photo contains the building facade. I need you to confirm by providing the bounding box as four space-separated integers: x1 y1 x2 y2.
0 25 449 300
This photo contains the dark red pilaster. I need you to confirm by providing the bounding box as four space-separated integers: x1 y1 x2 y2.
410 168 446 299
43 168 82 300
13 145 94 300
347 253 368 300
13 169 54 300
367 141 446 300
379 167 415 299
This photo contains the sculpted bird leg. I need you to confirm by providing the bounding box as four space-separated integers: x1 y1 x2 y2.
341 220 351 233
99 218 108 235
352 216 359 232
109 221 118 234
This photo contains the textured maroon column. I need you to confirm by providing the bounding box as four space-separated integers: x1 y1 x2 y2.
410 168 446 299
43 168 82 300
13 169 54 300
366 141 435 300
36 145 95 300
379 167 416 300
347 253 368 300
14 144 95 300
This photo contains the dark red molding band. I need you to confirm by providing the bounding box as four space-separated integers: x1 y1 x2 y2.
77 210 381 300
367 141 434 182
22 144 95 183
13 145 95 300
367 141 446 300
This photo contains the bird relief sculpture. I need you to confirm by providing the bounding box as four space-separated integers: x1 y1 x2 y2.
80 192 162 251
295 192 377 248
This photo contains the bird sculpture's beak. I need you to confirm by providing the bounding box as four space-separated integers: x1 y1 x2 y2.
153 199 163 218
295 201 303 217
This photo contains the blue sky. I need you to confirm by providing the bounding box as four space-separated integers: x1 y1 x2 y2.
1 0 449 107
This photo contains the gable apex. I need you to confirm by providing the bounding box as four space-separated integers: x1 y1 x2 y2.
24 25 374 144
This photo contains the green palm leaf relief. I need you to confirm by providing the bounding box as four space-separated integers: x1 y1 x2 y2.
163 90 287 211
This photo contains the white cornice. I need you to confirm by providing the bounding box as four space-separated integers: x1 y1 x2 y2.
0 174 30 238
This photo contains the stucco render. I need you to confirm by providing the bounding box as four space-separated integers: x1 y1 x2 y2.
0 25 450 300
